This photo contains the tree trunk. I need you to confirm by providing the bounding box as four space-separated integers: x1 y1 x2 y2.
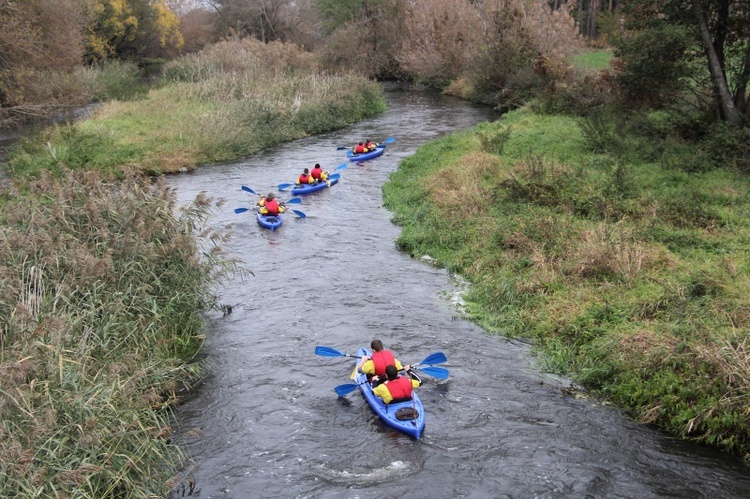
691 0 743 125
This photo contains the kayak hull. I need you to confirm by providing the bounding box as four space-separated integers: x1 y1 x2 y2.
256 212 282 230
348 145 386 162
290 177 339 196
354 347 425 438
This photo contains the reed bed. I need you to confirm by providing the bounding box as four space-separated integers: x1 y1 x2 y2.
0 169 236 497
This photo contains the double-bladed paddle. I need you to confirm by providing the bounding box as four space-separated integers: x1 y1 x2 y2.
279 163 347 190
337 137 395 151
322 348 449 396
333 364 449 397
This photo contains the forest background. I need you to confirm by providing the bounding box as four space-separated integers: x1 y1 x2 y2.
1 0 749 497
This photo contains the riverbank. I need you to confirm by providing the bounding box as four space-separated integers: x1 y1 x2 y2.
7 40 386 179
382 105 750 461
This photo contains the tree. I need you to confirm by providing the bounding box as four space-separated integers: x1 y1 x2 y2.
0 0 85 112
82 0 183 61
619 0 749 125
209 0 319 48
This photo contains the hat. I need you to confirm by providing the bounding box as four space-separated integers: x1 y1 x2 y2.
266 192 275 200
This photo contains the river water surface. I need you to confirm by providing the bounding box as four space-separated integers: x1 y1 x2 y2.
167 84 750 498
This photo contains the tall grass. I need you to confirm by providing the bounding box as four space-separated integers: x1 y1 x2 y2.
383 107 750 460
8 39 386 178
0 169 236 497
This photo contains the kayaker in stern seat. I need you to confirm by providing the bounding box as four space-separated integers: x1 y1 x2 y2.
372 365 422 404
258 192 285 215
310 163 328 184
356 339 404 386
296 168 315 185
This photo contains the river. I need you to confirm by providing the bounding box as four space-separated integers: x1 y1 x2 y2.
166 83 750 498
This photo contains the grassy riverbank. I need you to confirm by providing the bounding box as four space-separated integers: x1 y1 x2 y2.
7 39 386 178
383 106 750 460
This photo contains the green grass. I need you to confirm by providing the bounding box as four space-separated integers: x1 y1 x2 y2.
383 105 750 461
571 49 614 71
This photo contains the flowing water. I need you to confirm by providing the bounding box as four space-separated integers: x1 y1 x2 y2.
167 84 750 498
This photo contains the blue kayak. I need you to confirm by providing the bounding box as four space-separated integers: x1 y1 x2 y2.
256 212 282 230
354 347 426 438
290 177 339 196
347 145 386 162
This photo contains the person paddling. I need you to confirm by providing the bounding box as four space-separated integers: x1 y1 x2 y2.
258 192 284 216
372 364 422 404
296 168 315 185
356 339 404 384
310 163 328 184
353 142 368 154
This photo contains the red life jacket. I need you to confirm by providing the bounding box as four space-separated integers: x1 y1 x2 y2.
385 376 413 401
354 144 367 154
264 199 280 215
365 141 375 151
298 173 312 184
371 350 396 376
311 167 324 180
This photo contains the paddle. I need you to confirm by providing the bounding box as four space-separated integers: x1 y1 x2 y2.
315 346 360 358
414 366 449 379
337 137 395 151
333 365 448 396
233 208 306 218
241 185 258 194
234 196 302 214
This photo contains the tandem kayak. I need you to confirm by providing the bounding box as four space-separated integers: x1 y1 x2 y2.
347 145 386 162
256 212 282 230
290 176 339 196
354 347 426 438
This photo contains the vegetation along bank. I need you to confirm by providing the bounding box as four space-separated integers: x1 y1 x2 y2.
383 106 750 461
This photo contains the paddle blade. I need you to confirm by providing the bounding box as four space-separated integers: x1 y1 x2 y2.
315 346 346 357
346 150 354 157
291 209 306 219
418 366 449 379
336 146 349 151
234 207 250 214
278 183 294 191
420 352 448 365
382 137 395 144
241 185 257 194
334 383 360 397
283 197 302 204
328 173 340 181
335 162 348 171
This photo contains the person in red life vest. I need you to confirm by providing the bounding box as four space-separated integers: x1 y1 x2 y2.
353 142 368 154
258 192 285 215
356 339 404 380
372 364 422 404
310 163 328 183
364 139 377 152
296 168 314 185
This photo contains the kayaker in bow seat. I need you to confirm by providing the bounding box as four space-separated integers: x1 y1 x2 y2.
310 163 328 184
372 364 422 404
